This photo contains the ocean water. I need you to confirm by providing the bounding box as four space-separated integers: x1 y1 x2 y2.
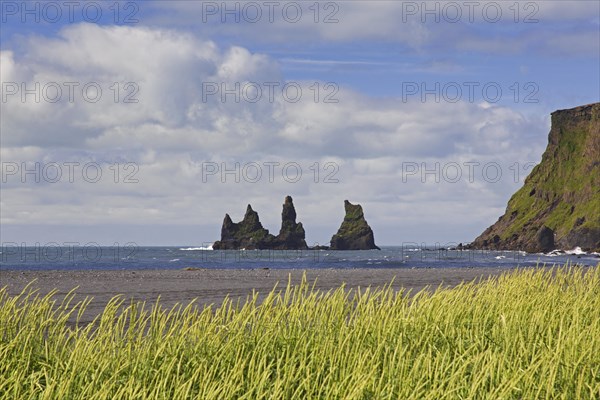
1 246 598 271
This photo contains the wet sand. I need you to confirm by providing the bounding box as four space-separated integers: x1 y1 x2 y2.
0 267 522 324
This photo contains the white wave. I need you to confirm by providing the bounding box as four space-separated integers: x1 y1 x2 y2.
169 258 180 262
495 256 506 259
565 246 587 255
179 245 213 251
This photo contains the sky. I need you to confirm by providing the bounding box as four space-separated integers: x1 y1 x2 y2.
1 0 599 247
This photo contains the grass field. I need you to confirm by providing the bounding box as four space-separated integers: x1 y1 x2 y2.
1 264 600 399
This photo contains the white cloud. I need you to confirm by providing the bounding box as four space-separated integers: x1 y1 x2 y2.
1 24 551 245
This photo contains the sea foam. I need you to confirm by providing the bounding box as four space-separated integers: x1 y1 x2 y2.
179 245 213 251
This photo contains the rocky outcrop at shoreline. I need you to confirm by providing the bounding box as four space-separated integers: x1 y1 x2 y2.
330 200 380 250
274 196 308 250
213 196 308 250
212 205 273 250
213 197 380 250
469 103 600 253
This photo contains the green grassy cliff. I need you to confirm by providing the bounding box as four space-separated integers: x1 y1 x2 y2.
470 103 600 253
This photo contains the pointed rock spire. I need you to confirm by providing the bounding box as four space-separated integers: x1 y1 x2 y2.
213 196 307 250
274 196 308 250
330 200 380 250
213 204 274 250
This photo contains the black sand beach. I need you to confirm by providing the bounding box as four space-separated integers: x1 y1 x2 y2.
2 267 515 324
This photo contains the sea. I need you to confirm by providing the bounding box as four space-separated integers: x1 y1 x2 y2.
1 245 598 271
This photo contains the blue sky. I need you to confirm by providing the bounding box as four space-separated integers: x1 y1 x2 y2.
1 1 599 246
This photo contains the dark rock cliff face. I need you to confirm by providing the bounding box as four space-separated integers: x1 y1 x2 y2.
469 103 600 253
212 205 274 250
273 196 308 250
330 200 380 250
212 196 308 250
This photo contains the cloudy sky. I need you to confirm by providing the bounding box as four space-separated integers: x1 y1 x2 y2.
1 0 599 246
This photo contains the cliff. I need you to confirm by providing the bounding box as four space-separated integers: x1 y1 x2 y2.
470 103 600 253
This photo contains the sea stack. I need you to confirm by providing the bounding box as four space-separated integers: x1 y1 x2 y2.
273 196 308 250
330 200 380 250
470 103 600 253
212 205 274 250
212 196 308 250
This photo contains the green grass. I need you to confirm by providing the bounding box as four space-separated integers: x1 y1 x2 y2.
2 265 600 399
